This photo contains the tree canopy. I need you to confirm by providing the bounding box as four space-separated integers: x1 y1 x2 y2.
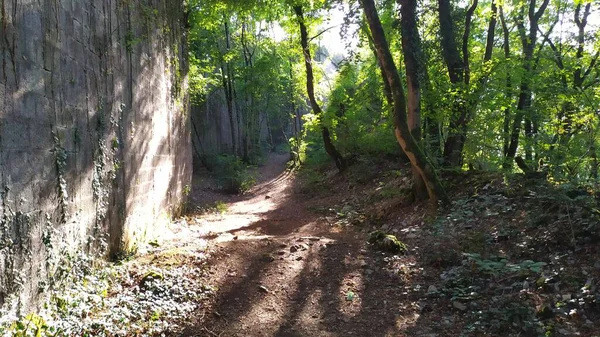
187 0 600 199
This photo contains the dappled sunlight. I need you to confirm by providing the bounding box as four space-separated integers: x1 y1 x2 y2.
171 153 447 337
336 266 365 321
185 162 314 240
214 233 274 243
202 214 264 234
284 289 334 336
230 249 313 334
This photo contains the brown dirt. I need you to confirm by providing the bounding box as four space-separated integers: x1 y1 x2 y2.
171 154 600 337
177 154 421 337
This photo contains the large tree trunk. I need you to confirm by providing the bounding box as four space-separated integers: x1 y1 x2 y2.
399 0 427 200
294 5 346 172
360 0 449 205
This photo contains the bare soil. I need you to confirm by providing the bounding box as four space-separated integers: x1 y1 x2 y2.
178 154 424 337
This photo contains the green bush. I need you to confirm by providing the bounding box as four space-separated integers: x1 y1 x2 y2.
205 154 256 194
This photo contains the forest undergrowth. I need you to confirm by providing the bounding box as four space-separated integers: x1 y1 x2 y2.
291 155 600 336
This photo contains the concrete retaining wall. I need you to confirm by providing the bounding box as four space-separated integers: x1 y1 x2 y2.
0 0 191 316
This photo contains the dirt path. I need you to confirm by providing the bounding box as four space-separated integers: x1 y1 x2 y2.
178 154 415 337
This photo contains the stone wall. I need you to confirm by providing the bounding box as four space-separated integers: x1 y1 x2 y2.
0 0 191 316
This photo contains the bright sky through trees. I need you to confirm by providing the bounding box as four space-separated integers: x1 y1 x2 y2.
269 3 359 57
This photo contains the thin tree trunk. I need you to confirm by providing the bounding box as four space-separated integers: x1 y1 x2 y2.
362 24 394 107
361 0 449 205
421 57 441 162
573 3 600 178
241 23 251 160
438 0 476 167
294 5 346 172
221 62 237 155
590 127 598 183
540 4 598 173
232 77 244 158
266 115 274 151
499 6 512 158
191 113 210 169
399 0 427 200
221 17 237 155
525 118 533 162
484 0 498 62
289 61 302 164
505 0 550 167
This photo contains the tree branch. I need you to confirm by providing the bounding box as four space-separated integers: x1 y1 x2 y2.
309 25 341 42
484 0 498 62
583 50 600 82
538 25 563 70
462 0 479 85
534 0 550 21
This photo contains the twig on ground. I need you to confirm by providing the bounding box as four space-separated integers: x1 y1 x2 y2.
201 326 221 337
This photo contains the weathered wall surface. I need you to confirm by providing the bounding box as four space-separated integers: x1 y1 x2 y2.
0 0 191 316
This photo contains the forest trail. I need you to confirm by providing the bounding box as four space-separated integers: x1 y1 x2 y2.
179 154 413 337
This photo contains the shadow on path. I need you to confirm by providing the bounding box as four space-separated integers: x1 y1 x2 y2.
178 154 417 337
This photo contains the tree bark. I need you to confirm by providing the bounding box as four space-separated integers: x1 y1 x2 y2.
362 21 410 164
362 24 394 107
220 61 237 156
294 5 346 172
438 0 476 167
499 6 512 159
484 0 498 62
399 0 428 200
360 0 449 205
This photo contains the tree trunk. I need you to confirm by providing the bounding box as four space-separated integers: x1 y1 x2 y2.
362 21 409 163
484 0 497 62
191 113 210 169
525 117 533 162
590 127 598 183
363 25 394 107
505 0 550 167
438 0 474 167
221 62 237 155
294 5 346 172
499 6 512 159
240 21 256 162
221 17 237 155
421 56 441 162
360 0 449 205
399 0 427 200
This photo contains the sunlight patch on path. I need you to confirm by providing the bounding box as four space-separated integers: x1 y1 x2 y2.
189 161 294 240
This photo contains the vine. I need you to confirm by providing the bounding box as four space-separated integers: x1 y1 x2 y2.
0 186 12 250
51 131 69 224
92 98 109 225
